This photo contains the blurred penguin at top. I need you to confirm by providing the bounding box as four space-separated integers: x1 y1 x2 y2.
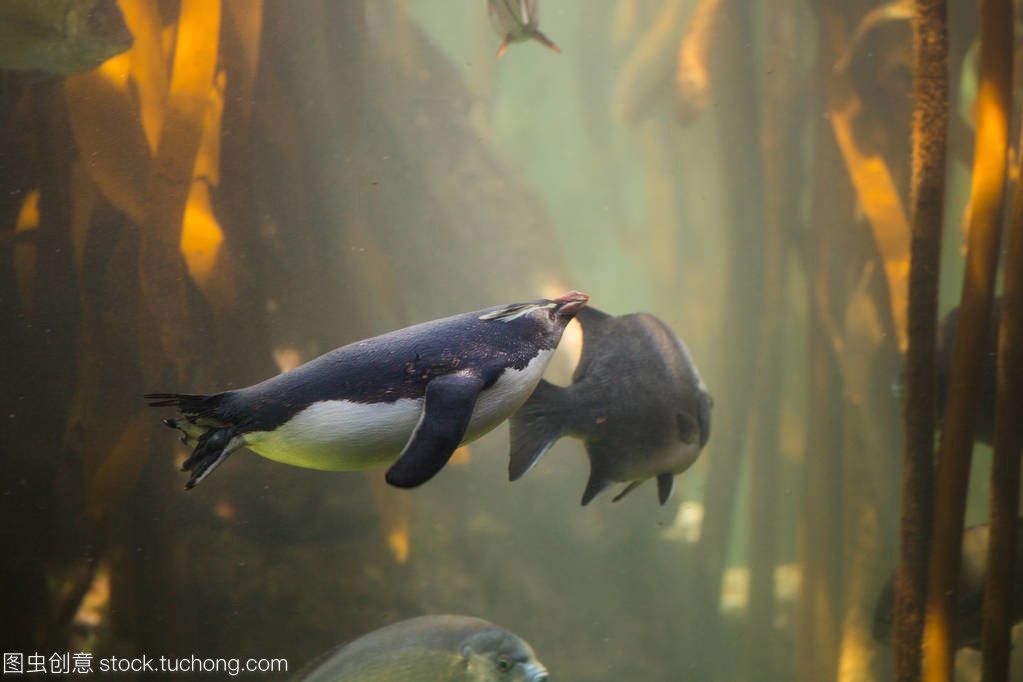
487 0 560 58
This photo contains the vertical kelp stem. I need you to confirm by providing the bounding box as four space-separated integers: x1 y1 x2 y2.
979 120 1023 682
922 0 1011 678
894 0 947 679
687 0 764 676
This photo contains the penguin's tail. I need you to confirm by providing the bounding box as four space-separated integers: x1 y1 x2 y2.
145 392 239 489
508 379 570 481
144 392 225 420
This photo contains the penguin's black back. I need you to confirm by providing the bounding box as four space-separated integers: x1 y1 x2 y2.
214 305 559 432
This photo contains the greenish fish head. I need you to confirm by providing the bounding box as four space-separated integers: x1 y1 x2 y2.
460 628 549 682
63 0 133 73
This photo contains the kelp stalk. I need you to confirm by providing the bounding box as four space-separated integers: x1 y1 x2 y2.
894 0 947 679
921 0 1011 678
979 118 1023 682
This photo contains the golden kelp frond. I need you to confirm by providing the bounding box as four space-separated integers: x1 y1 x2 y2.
830 92 910 352
64 52 150 225
673 0 719 126
118 0 170 151
84 412 151 522
180 67 234 310
180 181 225 290
138 0 221 380
69 161 99 276
366 473 413 565
14 188 40 311
611 0 687 124
224 0 263 116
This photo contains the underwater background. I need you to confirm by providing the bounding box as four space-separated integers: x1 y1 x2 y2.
2 0 1021 680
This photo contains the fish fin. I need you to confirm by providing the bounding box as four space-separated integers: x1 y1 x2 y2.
181 427 242 489
508 379 568 481
496 40 509 58
657 473 674 505
612 480 643 502
386 372 486 488
581 466 611 506
697 391 713 448
530 29 560 54
573 306 613 381
676 411 700 445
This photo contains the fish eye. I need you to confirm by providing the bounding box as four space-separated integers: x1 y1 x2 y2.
496 657 512 672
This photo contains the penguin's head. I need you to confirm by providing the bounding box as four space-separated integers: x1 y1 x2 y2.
480 290 589 347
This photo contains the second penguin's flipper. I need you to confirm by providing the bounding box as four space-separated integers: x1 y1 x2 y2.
386 372 486 489
657 472 674 505
508 379 569 481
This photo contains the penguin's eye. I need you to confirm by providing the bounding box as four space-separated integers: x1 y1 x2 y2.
496 657 512 672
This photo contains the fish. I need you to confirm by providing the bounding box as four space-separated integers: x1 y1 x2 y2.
146 292 588 489
508 306 712 505
487 0 560 58
294 615 549 682
872 520 1023 650
0 0 132 75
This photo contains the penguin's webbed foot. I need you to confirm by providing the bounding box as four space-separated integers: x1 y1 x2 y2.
181 427 238 490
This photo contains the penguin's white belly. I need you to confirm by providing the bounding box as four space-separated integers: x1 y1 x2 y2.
243 398 424 470
243 349 554 471
465 349 553 441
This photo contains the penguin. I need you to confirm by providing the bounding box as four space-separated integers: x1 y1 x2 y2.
487 0 560 58
508 306 712 505
146 291 589 490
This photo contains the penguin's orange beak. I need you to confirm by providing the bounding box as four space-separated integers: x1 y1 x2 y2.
554 290 589 317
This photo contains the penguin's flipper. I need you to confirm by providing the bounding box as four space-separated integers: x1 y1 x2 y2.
612 480 644 503
386 372 486 488
657 473 674 505
573 306 613 381
508 379 568 481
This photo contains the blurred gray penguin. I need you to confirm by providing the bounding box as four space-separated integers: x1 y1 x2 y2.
872 520 1023 650
508 306 712 505
487 0 560 58
295 615 549 682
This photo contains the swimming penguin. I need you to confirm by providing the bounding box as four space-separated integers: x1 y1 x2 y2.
872 520 1023 650
146 291 589 490
508 306 712 505
294 615 549 682
487 0 560 58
